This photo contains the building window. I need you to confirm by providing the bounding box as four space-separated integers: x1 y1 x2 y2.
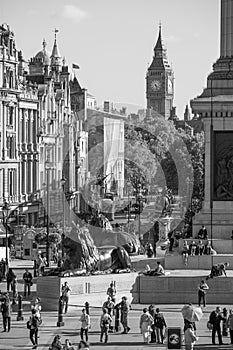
7 107 14 126
6 136 15 159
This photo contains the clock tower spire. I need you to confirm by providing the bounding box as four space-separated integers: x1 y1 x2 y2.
146 24 174 119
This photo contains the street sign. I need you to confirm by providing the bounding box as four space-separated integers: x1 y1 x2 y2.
167 327 181 349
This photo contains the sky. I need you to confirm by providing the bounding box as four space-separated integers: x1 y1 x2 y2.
2 0 220 118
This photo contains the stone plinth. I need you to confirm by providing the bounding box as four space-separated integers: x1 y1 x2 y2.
135 274 233 304
37 272 138 311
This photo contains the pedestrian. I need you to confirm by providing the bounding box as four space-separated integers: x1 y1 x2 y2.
11 276 18 304
197 240 205 256
154 307 167 344
63 339 75 350
103 296 115 316
61 281 71 314
139 307 154 344
100 308 112 343
206 262 229 280
198 225 208 239
189 241 197 256
106 281 116 303
31 297 42 320
198 280 209 307
209 306 225 345
182 241 189 265
78 340 89 350
184 323 198 350
1 259 6 279
103 296 115 331
222 307 228 336
153 261 165 276
227 309 233 344
80 308 90 342
117 296 131 334
50 334 63 350
148 304 156 343
23 268 33 297
6 268 16 292
29 308 40 349
168 230 175 252
1 293 11 332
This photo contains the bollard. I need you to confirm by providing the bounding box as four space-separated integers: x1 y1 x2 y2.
114 305 121 332
57 297 64 327
85 301 90 315
16 294 24 321
33 260 37 278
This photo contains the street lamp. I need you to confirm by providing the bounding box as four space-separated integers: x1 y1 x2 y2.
60 176 66 259
2 201 10 272
42 176 50 267
126 181 131 232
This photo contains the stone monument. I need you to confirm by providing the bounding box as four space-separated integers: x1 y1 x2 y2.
191 0 233 239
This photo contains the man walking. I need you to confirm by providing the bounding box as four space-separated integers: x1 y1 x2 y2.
23 268 33 297
80 308 90 342
117 296 131 334
61 281 71 314
1 293 11 332
106 282 116 303
198 280 209 307
209 306 225 345
29 308 40 349
100 308 112 343
154 307 167 344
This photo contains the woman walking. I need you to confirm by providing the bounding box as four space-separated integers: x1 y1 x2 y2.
184 323 198 350
139 308 154 344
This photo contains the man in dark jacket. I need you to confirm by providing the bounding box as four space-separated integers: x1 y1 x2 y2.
1 293 11 332
154 308 167 344
209 306 225 345
23 268 33 297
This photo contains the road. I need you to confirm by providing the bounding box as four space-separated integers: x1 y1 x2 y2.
0 300 233 350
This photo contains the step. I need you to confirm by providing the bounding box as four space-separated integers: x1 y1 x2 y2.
178 238 233 254
165 253 233 270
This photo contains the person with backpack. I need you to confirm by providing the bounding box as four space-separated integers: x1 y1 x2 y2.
28 308 40 349
139 307 154 344
154 307 167 344
1 293 11 332
100 308 112 343
209 306 225 345
80 308 90 342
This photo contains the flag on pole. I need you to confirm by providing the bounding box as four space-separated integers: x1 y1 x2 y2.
72 63 80 69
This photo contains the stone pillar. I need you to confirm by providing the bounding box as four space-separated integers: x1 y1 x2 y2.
221 0 233 57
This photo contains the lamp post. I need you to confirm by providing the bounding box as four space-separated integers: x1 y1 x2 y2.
60 176 66 259
127 181 131 233
42 172 50 267
2 201 10 273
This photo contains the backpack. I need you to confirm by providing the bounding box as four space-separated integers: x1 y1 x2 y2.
26 319 32 329
154 313 164 328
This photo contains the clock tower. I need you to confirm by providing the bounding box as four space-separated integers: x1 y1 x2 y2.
146 25 174 119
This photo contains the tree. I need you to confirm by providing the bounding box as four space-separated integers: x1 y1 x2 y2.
48 232 62 245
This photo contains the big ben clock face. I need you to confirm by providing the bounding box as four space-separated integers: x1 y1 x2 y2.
150 79 161 91
167 77 173 94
